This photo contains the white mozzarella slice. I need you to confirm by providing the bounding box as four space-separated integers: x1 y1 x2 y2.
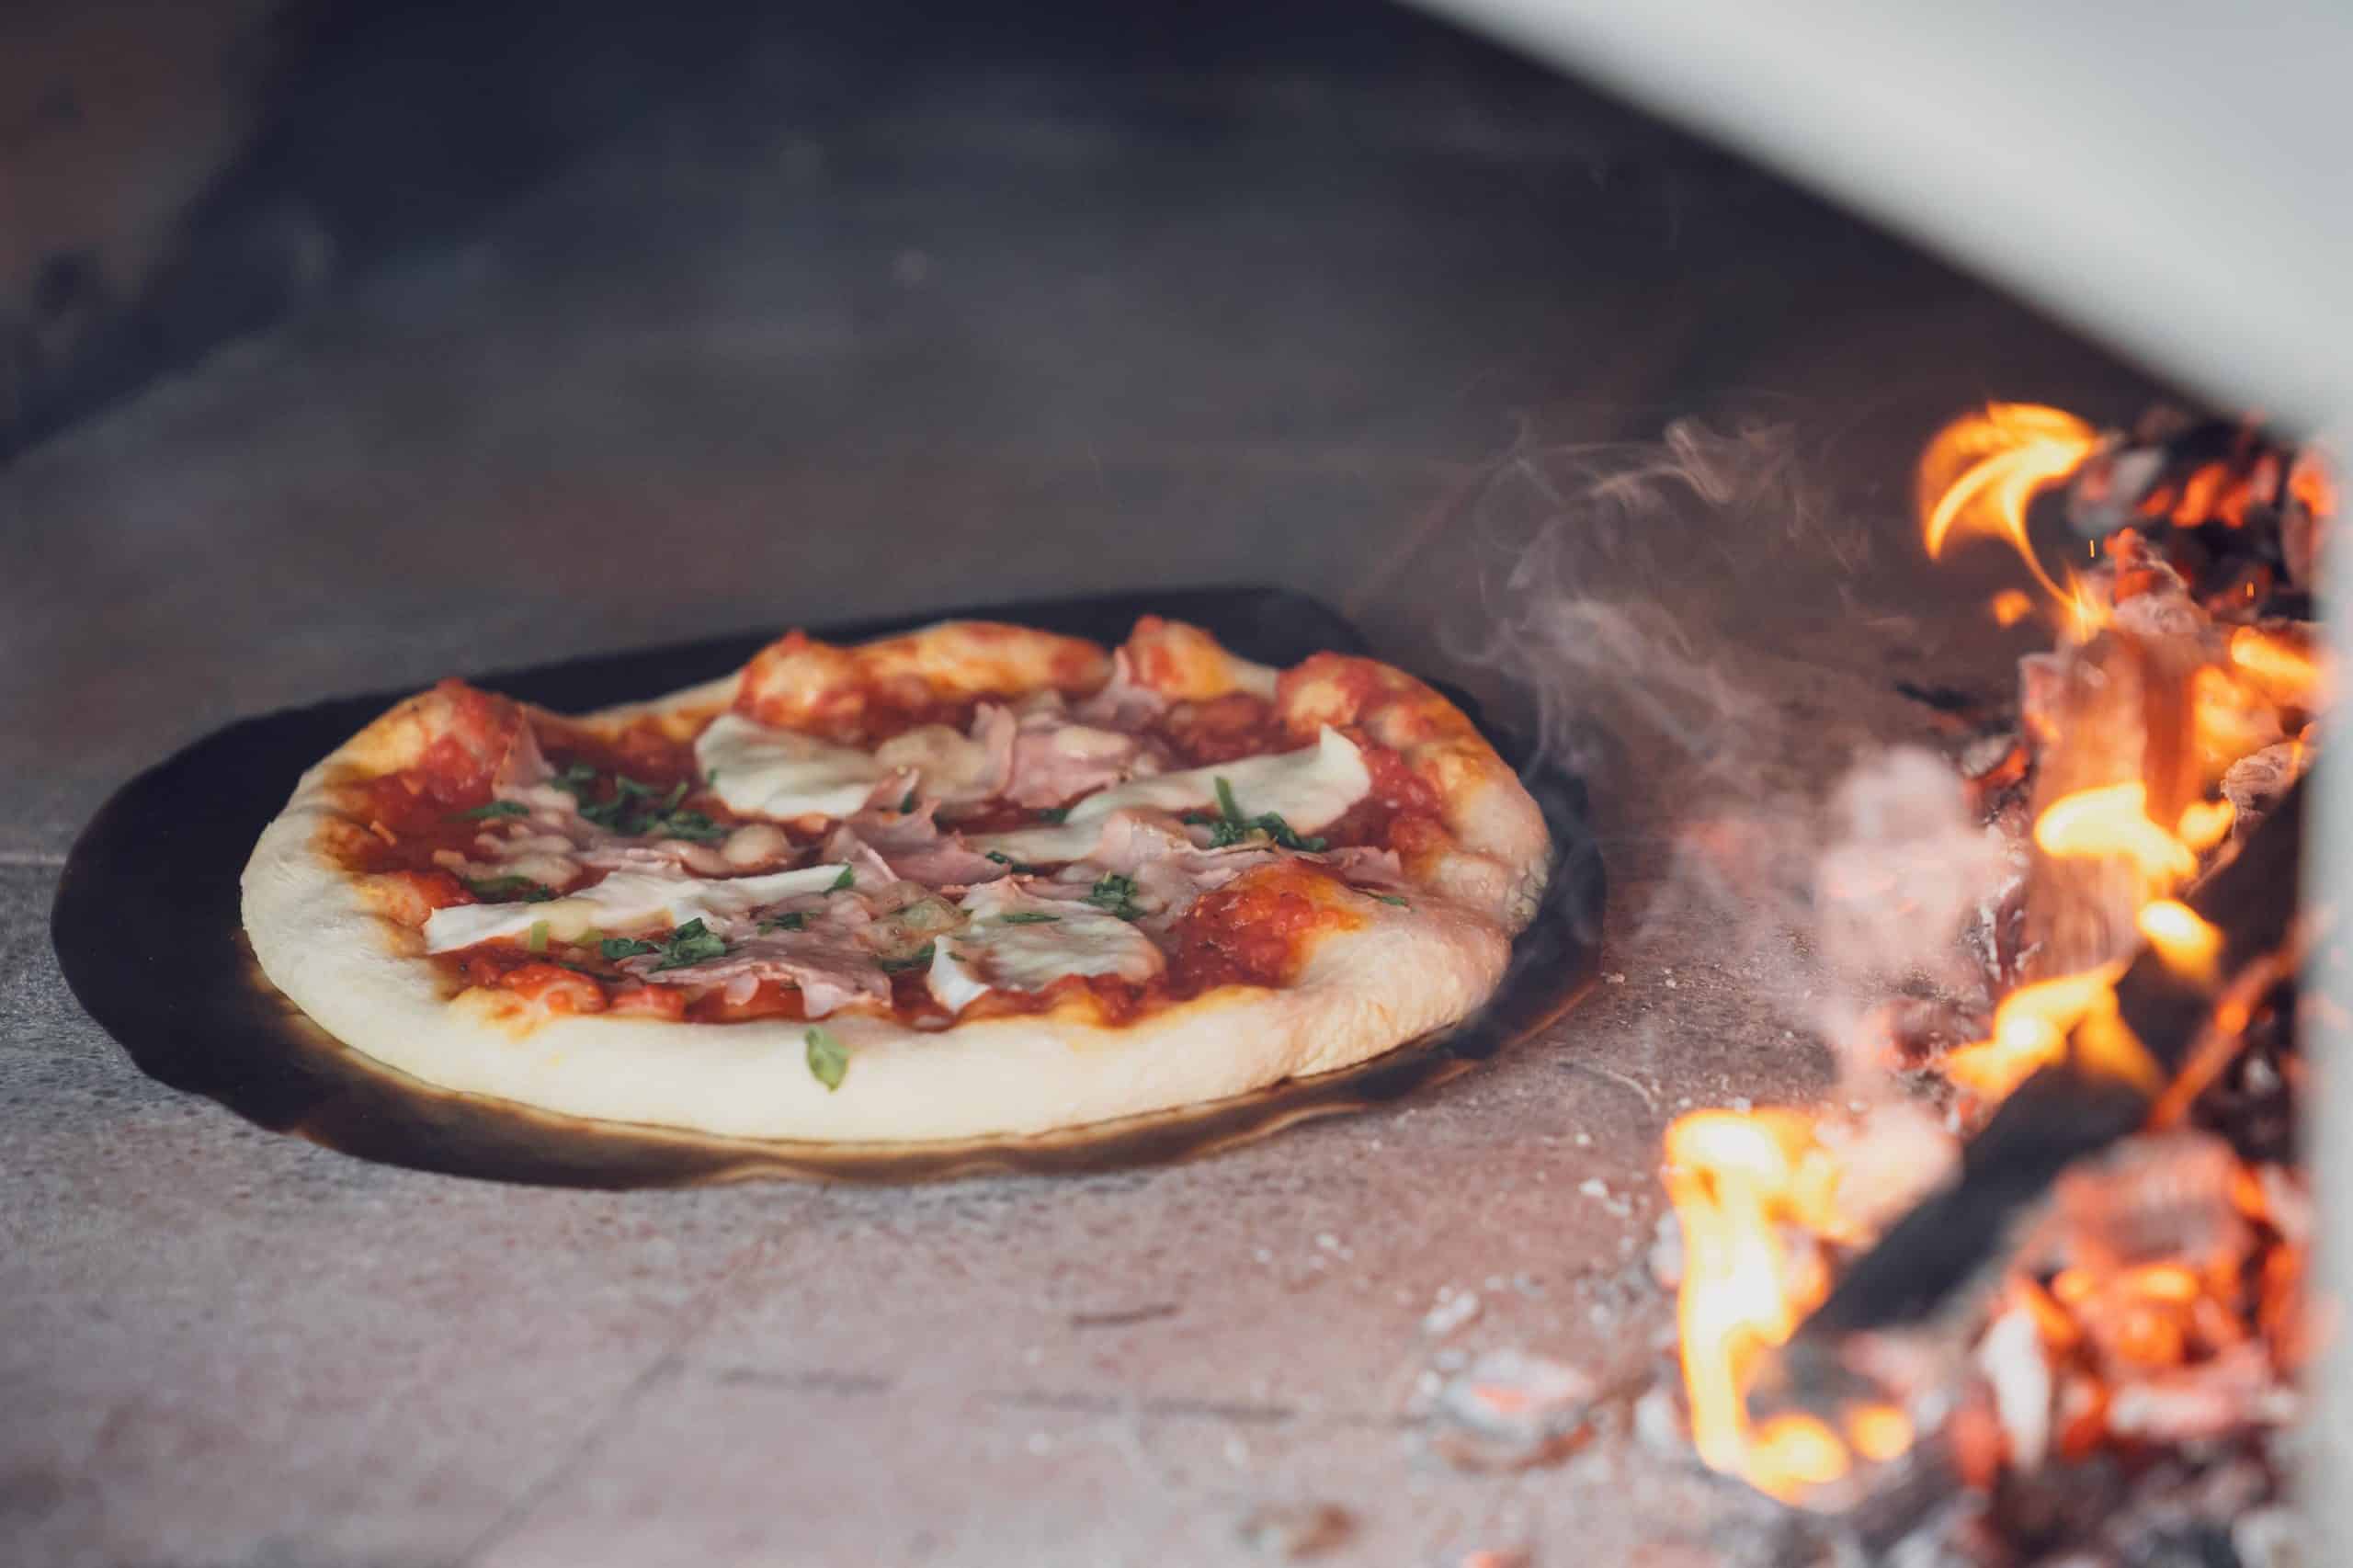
968 725 1370 864
871 722 1003 801
696 713 888 821
924 881 1165 1014
423 864 853 952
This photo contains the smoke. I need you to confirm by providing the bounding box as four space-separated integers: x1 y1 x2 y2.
1428 415 2006 1086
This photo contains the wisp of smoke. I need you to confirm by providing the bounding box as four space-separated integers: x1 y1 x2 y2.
1438 416 2006 1085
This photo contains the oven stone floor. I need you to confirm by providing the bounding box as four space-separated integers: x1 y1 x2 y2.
1 32 2164 1568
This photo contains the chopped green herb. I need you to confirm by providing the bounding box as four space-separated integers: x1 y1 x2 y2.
1036 806 1071 824
1085 872 1145 922
983 850 1011 864
649 917 729 971
900 787 918 813
1214 776 1244 824
1199 777 1324 851
805 1027 848 1091
828 867 857 892
601 936 660 960
877 943 936 973
982 850 1043 873
995 912 1061 925
1377 894 1411 907
526 920 551 954
454 800 529 821
759 912 808 933
465 875 558 903
552 763 725 839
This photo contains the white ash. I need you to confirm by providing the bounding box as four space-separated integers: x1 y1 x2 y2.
1422 1289 1483 1338
1236 1501 1353 1561
1419 1348 1597 1472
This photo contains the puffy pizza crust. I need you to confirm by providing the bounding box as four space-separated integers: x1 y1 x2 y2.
241 618 1547 1143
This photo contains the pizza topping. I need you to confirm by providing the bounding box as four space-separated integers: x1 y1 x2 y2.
696 713 893 821
822 801 1008 890
999 699 1165 808
463 874 559 903
1069 647 1165 730
924 880 1165 1014
804 1027 848 1091
870 703 1015 802
968 725 1370 865
624 926 890 1017
422 862 853 952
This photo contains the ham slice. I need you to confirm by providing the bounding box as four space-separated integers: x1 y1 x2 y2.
1040 808 1283 921
1071 649 1167 730
824 803 1010 890
1001 703 1165 808
626 927 889 1017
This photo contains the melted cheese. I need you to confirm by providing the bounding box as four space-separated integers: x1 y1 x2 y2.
969 725 1370 864
697 714 888 821
423 863 852 952
926 881 1164 1013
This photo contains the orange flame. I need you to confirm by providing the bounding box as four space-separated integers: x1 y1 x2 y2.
2032 782 2197 885
2137 899 2222 986
1916 404 2098 619
2229 626 2329 709
1943 965 2126 1101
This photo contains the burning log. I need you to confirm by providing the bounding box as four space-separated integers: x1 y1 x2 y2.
2067 410 2333 613
1790 776 2302 1346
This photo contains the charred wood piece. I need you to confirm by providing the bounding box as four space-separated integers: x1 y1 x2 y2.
1793 777 2304 1344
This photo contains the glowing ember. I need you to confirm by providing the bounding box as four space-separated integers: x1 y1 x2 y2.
1990 588 2036 628
1915 403 2097 620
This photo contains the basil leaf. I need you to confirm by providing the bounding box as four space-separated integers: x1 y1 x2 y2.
454 800 529 821
877 943 936 973
900 788 918 813
995 912 1061 925
805 1028 847 1091
465 874 557 902
983 850 1011 864
1035 806 1071 824
601 936 659 960
650 917 729 971
759 912 808 933
828 867 856 892
1085 873 1144 922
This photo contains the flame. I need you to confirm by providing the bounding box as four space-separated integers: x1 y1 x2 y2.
1943 966 2125 1100
2229 626 2328 708
2177 798 2237 854
1916 404 2097 616
2032 782 2197 884
1662 1111 1862 1499
2137 899 2222 986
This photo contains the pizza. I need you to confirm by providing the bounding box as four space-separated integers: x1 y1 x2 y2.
240 617 1552 1143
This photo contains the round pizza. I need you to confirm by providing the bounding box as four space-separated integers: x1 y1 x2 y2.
241 617 1552 1142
